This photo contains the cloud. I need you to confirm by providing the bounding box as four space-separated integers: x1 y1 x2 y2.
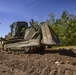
17 0 35 9
25 3 38 11
17 0 38 14
17 0 30 8
0 6 13 13
0 0 38 15
0 6 20 15
20 3 38 14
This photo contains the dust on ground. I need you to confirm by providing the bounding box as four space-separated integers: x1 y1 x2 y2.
0 48 76 75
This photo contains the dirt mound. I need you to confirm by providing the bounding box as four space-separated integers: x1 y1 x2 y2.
0 48 76 75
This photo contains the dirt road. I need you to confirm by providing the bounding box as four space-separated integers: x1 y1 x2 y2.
0 48 76 75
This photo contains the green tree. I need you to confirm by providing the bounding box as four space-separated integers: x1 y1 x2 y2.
46 10 76 46
46 13 55 25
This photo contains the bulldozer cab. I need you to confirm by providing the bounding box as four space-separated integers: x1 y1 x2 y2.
10 22 28 38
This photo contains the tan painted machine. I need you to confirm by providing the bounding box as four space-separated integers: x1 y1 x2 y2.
3 20 60 53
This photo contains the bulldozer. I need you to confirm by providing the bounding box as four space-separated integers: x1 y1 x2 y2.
3 20 60 53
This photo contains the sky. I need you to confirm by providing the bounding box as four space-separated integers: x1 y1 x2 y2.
0 0 76 37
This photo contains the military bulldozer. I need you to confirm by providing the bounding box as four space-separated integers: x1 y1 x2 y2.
3 20 60 53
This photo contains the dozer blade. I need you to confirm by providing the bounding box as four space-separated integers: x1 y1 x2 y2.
41 23 60 45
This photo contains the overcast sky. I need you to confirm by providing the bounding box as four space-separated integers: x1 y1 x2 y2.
0 0 76 37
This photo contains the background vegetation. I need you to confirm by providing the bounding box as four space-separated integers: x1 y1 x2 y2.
35 10 76 46
46 10 76 46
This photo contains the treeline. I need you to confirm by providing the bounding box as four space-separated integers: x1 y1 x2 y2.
46 10 76 46
35 10 76 46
